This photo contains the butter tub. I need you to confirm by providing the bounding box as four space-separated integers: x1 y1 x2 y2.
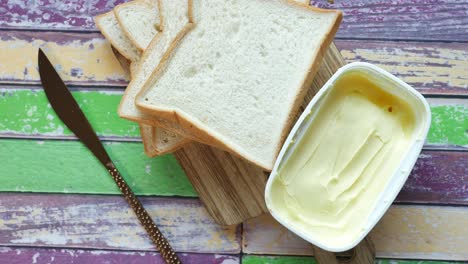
264 62 431 252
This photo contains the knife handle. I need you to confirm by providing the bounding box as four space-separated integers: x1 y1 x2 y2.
105 162 181 264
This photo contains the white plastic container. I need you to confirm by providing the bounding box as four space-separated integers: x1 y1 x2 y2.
264 62 431 252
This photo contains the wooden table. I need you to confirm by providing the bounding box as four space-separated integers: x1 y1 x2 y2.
0 0 467 263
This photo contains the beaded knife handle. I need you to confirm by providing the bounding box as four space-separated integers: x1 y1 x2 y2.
38 48 181 264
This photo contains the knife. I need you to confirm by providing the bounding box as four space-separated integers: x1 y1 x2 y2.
38 48 181 264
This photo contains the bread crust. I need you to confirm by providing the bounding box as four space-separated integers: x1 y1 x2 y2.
114 0 161 51
95 12 141 62
140 124 190 156
134 0 343 170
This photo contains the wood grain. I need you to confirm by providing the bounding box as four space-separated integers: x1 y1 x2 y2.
243 205 468 260
1 31 467 95
174 143 268 225
0 139 196 197
0 194 240 253
311 0 468 42
0 247 239 264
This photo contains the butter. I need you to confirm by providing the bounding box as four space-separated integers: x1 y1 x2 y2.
268 72 417 249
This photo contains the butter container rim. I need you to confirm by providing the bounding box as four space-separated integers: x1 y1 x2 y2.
264 61 432 252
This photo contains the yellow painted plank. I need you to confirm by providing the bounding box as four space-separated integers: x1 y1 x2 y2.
337 41 468 94
0 31 128 85
243 205 468 260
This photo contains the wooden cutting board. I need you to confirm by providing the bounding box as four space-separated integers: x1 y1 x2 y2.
174 42 345 225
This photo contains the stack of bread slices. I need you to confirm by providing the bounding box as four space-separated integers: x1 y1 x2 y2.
95 0 341 171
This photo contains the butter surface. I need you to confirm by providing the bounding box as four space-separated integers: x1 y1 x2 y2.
269 72 416 248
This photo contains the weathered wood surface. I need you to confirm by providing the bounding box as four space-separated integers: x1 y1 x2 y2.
1 88 466 148
336 40 468 95
242 255 458 264
0 88 139 139
311 0 468 42
0 0 125 31
0 139 465 205
0 247 239 264
0 31 128 85
1 30 467 95
243 205 468 260
2 0 467 42
0 139 196 197
0 194 240 253
397 150 467 205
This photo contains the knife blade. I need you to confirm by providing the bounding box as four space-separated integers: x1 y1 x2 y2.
38 48 181 264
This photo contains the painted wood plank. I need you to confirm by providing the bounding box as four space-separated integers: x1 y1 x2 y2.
0 0 125 31
310 0 468 42
0 31 128 85
0 247 239 264
0 139 465 204
1 88 466 147
0 139 196 197
336 40 468 95
0 88 139 138
397 151 467 205
242 255 461 264
1 0 466 42
0 194 240 253
0 31 466 96
427 98 468 148
243 205 468 260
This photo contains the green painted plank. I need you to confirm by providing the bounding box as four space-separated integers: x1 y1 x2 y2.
243 255 317 264
0 139 197 197
0 89 139 138
242 255 462 264
1 89 466 147
428 104 468 146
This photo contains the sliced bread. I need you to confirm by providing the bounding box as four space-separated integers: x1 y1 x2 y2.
97 7 188 155
114 0 161 51
95 11 141 63
118 0 197 140
135 0 342 170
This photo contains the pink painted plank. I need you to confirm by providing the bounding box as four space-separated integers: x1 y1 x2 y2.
0 247 239 264
1 0 467 42
0 0 125 31
335 40 468 95
0 194 240 253
243 205 468 260
397 151 467 205
310 0 468 41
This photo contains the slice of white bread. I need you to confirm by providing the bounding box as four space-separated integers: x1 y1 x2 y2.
96 7 188 155
135 0 342 170
95 11 141 62
113 0 190 155
118 0 199 140
140 124 190 157
114 0 161 51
